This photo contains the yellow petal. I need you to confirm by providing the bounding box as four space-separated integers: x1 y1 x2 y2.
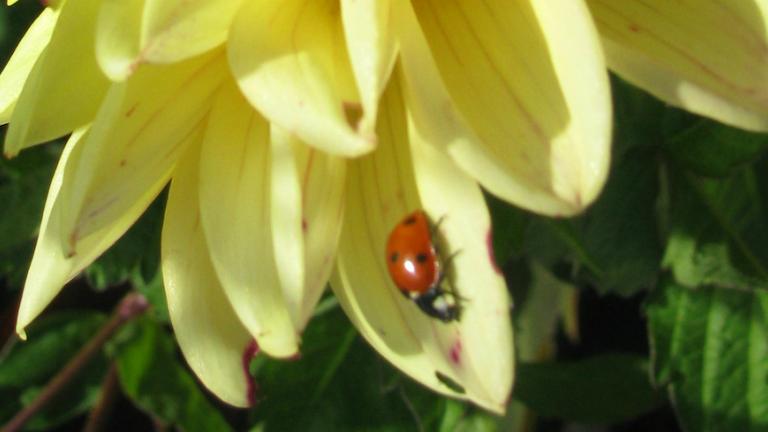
96 0 242 80
409 79 513 412
163 140 256 408
199 82 299 358
268 126 306 328
589 0 768 131
58 51 226 256
5 0 109 157
332 77 512 413
398 0 611 216
0 8 59 123
228 0 375 157
16 125 168 337
294 144 346 328
340 0 399 136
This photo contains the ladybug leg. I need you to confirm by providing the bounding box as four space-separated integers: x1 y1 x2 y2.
442 249 461 268
436 250 466 301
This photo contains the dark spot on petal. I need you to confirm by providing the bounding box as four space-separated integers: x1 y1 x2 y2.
435 371 465 394
241 340 260 407
125 103 139 117
449 339 462 365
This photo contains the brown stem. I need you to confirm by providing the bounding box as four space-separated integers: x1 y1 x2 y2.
2 292 148 432
82 363 120 432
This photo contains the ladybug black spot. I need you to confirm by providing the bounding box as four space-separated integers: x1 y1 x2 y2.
416 253 428 263
390 252 399 263
403 216 417 225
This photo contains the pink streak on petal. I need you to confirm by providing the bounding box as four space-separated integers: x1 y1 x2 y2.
241 340 260 406
486 230 502 274
449 339 462 366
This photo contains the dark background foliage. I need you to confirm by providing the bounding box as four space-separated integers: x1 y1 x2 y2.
2 4 768 432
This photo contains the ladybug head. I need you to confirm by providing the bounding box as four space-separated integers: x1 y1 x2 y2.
415 288 461 323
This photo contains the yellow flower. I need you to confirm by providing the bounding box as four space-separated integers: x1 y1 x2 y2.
2 0 766 415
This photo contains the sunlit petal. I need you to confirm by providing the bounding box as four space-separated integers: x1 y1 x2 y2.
199 82 299 358
333 77 512 413
340 0 399 136
163 141 256 408
268 126 306 328
228 0 375 157
16 125 178 337
96 0 242 80
294 144 346 327
58 51 226 256
0 8 58 123
589 0 768 131
398 0 611 216
5 0 109 156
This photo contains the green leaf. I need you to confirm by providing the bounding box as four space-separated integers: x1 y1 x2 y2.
438 400 497 432
646 279 768 431
20 371 104 431
576 147 662 295
485 192 528 265
513 263 573 361
250 300 466 431
520 147 661 297
0 310 106 387
131 269 169 323
0 310 109 430
663 167 768 290
662 110 768 178
513 354 662 424
111 317 232 432
515 81 664 295
0 144 59 286
611 75 667 157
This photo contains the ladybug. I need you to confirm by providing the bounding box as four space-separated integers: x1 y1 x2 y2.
385 210 460 322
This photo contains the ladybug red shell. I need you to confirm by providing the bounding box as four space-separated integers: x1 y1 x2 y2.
385 210 460 322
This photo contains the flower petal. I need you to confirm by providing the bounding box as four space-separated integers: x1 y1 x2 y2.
294 143 347 327
588 0 768 131
16 124 184 337
17 129 88 337
268 126 308 328
228 0 375 157
198 82 299 358
0 8 58 123
96 0 242 80
332 77 512 413
5 0 110 157
163 140 255 408
58 51 226 256
340 0 399 136
398 0 611 216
